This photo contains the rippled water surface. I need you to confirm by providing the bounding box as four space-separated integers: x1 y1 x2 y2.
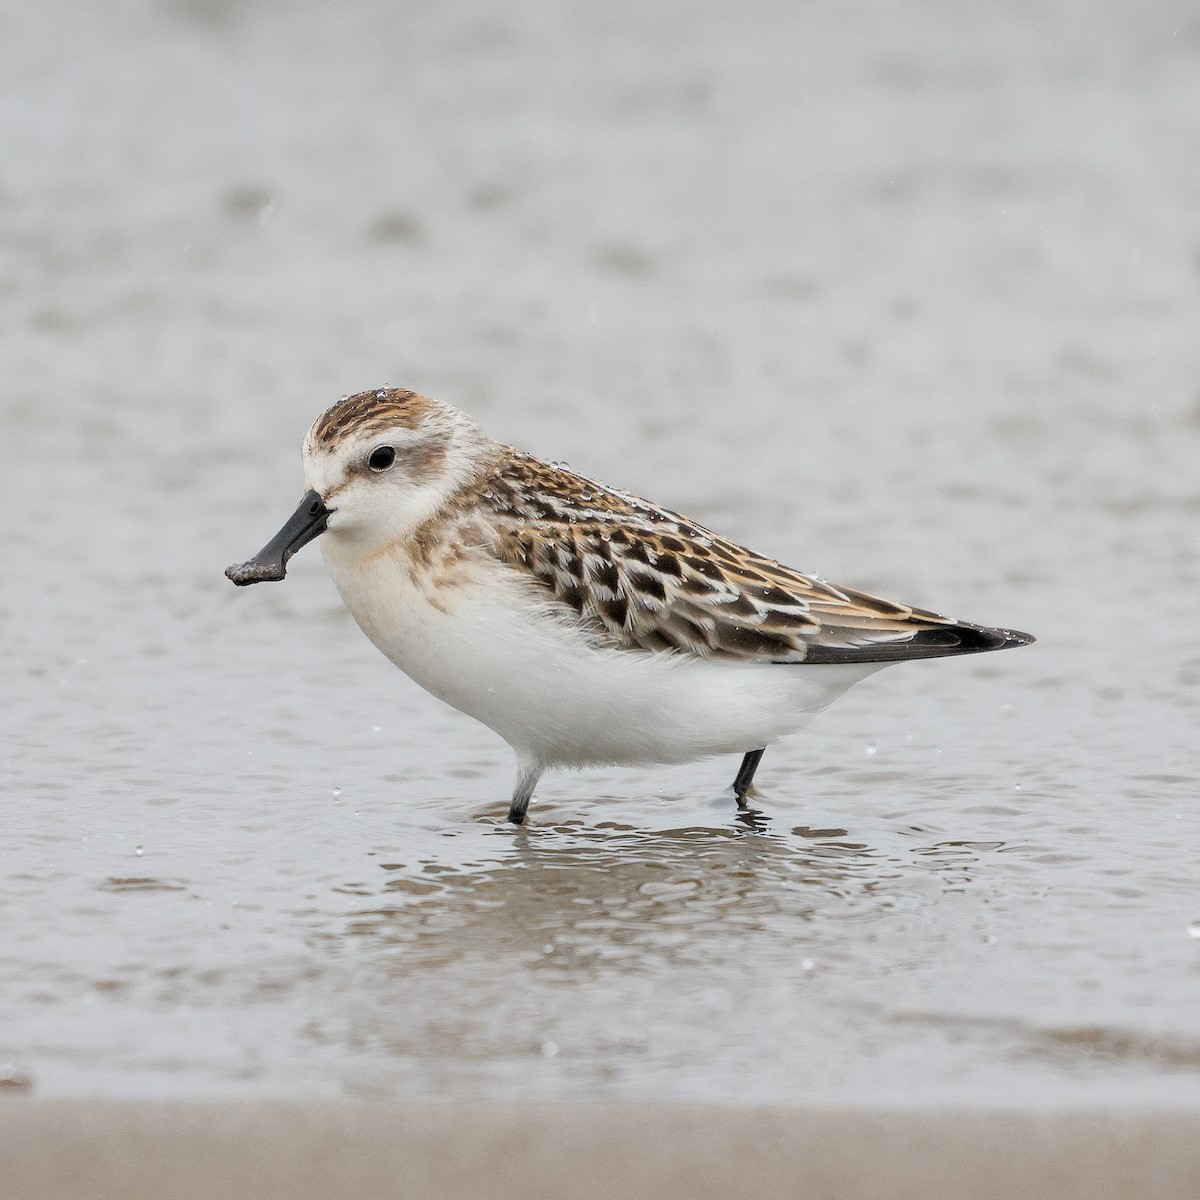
3 0 1199 1106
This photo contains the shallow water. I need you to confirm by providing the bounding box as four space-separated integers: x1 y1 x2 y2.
3 0 1200 1106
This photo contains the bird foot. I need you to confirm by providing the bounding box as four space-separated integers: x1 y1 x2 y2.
733 783 757 811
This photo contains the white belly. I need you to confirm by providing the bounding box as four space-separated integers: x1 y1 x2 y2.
327 550 881 769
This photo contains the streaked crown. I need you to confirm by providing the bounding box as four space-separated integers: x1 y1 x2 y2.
308 387 435 451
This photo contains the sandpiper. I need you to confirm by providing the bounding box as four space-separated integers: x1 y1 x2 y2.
227 388 1033 823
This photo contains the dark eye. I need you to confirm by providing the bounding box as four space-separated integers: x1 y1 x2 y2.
367 445 396 472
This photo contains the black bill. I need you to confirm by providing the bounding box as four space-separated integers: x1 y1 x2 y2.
225 490 330 586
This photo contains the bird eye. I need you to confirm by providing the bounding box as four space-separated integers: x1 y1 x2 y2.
367 445 396 472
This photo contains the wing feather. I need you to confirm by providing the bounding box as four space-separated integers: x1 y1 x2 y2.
483 452 1032 664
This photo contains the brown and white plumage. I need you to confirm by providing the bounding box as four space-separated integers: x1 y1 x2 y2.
228 388 1034 823
482 450 1030 667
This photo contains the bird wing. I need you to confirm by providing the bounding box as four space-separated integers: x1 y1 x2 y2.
483 452 1031 665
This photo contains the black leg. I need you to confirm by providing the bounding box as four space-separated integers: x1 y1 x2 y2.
732 748 766 809
507 762 542 825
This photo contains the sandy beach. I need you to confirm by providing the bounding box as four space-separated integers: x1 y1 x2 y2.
5 1102 1200 1200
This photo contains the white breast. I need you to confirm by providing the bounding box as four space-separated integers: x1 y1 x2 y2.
324 545 881 769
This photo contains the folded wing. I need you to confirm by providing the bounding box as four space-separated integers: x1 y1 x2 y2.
486 454 1033 665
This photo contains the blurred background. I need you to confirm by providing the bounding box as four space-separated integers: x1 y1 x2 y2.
2 0 1199 1106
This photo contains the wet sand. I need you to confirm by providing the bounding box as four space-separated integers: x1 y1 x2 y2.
4 1101 1200 1200
3 0 1200 1186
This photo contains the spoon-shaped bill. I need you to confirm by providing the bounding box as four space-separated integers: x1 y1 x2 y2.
225 490 329 586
